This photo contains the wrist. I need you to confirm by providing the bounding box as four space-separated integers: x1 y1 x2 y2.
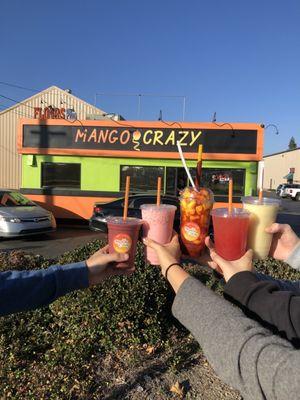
164 262 182 279
161 257 180 276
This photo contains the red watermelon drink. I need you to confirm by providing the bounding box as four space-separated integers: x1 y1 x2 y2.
107 217 142 267
180 187 214 257
141 204 177 265
211 208 250 261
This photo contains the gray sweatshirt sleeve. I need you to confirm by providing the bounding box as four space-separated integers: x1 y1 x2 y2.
172 276 300 400
286 242 300 270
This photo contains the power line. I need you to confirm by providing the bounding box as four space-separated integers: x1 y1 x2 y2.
0 81 39 93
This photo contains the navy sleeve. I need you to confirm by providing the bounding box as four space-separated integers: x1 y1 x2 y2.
0 261 89 316
224 271 300 344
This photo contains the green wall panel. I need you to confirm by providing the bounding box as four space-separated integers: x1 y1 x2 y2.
22 155 257 195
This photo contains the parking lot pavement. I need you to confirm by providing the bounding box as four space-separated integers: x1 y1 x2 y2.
0 226 106 259
265 191 300 235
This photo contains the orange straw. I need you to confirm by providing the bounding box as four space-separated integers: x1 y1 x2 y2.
123 175 130 221
156 176 162 206
258 188 263 202
228 177 233 214
197 144 203 162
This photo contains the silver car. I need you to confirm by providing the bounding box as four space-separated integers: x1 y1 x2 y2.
0 190 56 238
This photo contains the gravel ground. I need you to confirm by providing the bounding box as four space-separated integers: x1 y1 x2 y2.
96 338 241 400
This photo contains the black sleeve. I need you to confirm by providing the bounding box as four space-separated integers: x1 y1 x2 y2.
224 271 300 345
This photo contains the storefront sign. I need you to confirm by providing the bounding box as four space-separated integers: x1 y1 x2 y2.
21 124 258 155
34 107 66 119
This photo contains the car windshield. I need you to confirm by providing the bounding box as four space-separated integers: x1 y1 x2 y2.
0 192 36 207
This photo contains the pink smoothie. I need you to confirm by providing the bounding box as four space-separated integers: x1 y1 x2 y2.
141 204 177 265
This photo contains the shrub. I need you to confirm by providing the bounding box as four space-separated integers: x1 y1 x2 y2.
0 241 299 398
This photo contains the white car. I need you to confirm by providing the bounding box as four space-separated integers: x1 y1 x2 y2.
284 184 300 201
0 190 56 238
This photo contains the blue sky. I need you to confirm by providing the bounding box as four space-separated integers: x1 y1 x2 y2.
1 0 300 154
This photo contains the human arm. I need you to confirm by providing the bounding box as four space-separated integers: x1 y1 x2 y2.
205 237 300 342
0 245 132 316
144 235 300 399
267 223 300 269
173 276 300 400
224 271 300 343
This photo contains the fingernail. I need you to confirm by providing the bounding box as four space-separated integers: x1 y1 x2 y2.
142 237 148 244
120 253 129 261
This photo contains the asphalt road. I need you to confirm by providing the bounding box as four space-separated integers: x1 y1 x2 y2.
0 226 106 259
0 193 299 259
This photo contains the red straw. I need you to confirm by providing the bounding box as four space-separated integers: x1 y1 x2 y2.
228 177 233 214
156 176 162 206
123 176 130 221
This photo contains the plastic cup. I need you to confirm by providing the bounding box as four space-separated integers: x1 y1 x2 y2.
211 208 250 261
180 187 214 257
141 204 176 265
242 196 281 259
107 217 143 267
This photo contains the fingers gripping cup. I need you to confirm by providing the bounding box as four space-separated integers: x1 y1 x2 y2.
242 196 281 260
141 204 176 265
180 187 214 257
107 217 142 267
211 208 250 261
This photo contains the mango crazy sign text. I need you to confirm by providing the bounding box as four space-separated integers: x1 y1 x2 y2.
74 127 202 152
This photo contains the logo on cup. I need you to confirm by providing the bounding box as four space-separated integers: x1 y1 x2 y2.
181 222 200 242
113 234 132 253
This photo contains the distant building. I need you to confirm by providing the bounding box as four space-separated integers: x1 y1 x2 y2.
263 147 300 189
0 86 108 189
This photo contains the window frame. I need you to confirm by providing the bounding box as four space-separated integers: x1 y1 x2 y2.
120 165 164 193
41 162 81 189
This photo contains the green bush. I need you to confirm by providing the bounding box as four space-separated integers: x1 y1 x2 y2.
0 241 179 398
0 241 300 398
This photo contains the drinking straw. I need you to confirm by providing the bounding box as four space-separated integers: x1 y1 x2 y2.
228 177 233 214
197 144 203 163
156 176 162 206
123 175 130 221
195 144 203 189
177 141 196 190
258 165 264 202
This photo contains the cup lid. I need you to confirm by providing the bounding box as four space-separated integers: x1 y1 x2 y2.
241 196 281 206
106 216 143 225
211 207 250 218
140 204 177 210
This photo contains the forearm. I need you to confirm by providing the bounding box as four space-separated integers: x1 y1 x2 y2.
0 262 89 316
255 272 300 293
172 277 300 400
286 242 300 270
224 272 300 343
165 264 190 293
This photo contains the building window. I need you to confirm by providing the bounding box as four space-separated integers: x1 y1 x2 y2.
165 167 246 197
120 166 164 193
41 163 81 189
200 168 245 196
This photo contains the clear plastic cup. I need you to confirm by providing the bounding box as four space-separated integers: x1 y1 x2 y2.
180 187 214 257
211 207 250 261
107 217 143 267
141 204 176 265
242 196 281 259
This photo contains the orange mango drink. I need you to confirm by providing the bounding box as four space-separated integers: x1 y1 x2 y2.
180 187 214 257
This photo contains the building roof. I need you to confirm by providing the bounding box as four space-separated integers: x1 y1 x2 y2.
264 147 300 158
0 85 106 116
